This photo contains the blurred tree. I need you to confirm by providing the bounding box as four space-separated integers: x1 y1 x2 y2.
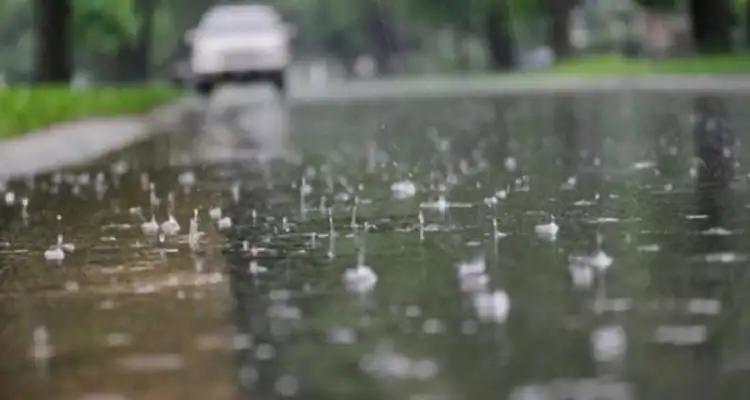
364 0 401 74
73 0 138 81
34 0 72 82
485 1 515 69
73 0 161 81
545 0 581 59
636 0 679 9
276 0 400 73
155 0 215 68
690 0 733 52
406 0 516 69
0 0 33 81
637 0 733 53
118 0 156 81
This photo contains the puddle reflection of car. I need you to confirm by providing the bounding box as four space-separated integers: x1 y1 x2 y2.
187 5 292 96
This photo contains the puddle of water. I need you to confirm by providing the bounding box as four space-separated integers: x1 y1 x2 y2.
2 91 750 399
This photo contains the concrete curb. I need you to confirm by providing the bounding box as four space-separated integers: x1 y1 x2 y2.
292 75 750 103
0 98 195 179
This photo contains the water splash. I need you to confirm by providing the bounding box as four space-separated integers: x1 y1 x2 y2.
418 210 425 242
188 209 202 251
534 215 559 241
391 179 417 199
44 215 66 262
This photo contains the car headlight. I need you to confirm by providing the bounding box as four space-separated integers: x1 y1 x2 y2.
192 47 223 72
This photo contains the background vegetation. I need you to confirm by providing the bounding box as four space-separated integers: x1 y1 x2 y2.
0 85 177 138
1 0 748 84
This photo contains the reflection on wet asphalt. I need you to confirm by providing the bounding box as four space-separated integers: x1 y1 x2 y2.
3 85 750 399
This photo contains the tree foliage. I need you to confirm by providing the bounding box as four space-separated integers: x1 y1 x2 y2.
73 0 138 54
634 0 680 11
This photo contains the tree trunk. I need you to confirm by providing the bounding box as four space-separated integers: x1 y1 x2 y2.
116 0 156 82
690 0 732 53
133 0 156 81
366 1 399 75
34 0 72 83
548 0 578 59
485 2 514 70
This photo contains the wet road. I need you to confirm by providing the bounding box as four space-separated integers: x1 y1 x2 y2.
3 84 750 399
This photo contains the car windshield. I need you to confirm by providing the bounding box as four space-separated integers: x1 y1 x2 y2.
200 9 279 32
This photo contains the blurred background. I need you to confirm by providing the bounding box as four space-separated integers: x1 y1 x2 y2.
1 0 749 86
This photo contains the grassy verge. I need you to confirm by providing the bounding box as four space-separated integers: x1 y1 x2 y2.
0 85 179 139
549 53 750 75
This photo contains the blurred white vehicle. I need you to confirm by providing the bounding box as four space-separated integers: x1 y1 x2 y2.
188 5 291 95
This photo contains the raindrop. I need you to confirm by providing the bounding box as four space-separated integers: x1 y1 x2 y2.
504 157 517 172
391 179 417 199
343 265 377 294
231 182 241 204
654 325 706 346
591 325 626 362
21 197 29 221
249 261 268 275
492 219 508 240
64 281 79 292
4 190 16 206
421 196 450 213
178 171 195 187
188 209 203 251
217 216 233 230
275 374 300 397
300 177 312 217
116 353 184 372
637 244 660 253
350 196 359 229
457 257 485 278
686 298 721 315
255 343 276 360
418 210 425 242
534 215 559 241
473 290 510 324
560 176 577 191
209 207 223 220
701 226 732 236
422 319 446 335
44 215 66 262
327 207 335 234
141 216 159 236
327 326 357 344
29 325 54 363
161 215 180 236
105 333 133 348
568 262 594 289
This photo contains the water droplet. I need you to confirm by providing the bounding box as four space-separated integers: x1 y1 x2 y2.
343 265 377 294
391 179 417 199
591 325 626 362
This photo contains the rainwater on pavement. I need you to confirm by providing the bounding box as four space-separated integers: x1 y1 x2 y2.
2 85 750 400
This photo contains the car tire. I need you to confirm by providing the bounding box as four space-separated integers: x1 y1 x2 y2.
196 81 214 97
270 72 286 94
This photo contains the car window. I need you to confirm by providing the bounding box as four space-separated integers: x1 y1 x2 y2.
201 8 279 32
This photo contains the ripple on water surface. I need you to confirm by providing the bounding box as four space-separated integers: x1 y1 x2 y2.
2 92 750 399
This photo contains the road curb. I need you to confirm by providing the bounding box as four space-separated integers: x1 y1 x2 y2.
0 98 195 179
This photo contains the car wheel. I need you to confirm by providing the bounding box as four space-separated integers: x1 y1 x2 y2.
270 72 286 94
196 81 214 97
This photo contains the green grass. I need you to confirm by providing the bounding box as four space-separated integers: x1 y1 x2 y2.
549 53 750 75
0 85 179 138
